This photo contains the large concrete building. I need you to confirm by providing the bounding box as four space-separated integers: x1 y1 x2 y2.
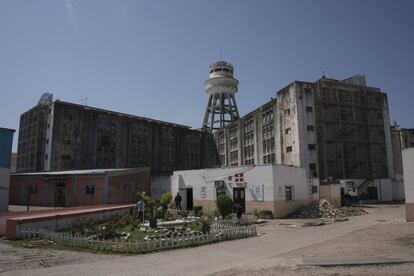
215 75 398 201
390 125 414 200
16 94 218 176
0 127 15 211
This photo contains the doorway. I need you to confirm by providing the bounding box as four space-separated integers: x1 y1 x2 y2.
186 188 193 210
233 187 245 213
55 183 66 207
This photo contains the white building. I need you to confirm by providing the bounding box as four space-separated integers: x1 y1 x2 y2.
403 148 414 221
172 164 319 218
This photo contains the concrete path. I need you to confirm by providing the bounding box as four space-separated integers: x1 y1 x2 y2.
3 205 407 276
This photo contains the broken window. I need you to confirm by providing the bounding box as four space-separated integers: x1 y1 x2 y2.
285 186 293 201
85 184 96 195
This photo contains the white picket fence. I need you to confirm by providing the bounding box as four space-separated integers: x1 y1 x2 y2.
20 224 257 254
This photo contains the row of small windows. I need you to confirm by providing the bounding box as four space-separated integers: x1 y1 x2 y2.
27 183 96 196
284 106 313 116
286 144 316 152
210 67 233 74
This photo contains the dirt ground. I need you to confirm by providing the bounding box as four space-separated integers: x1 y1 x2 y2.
1 205 413 275
0 238 120 274
214 221 414 276
213 263 414 276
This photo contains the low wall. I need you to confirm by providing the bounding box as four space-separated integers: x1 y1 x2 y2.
6 204 134 239
407 204 414 222
274 199 310 218
320 184 341 208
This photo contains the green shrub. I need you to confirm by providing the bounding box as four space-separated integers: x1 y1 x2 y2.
200 219 211 233
193 206 203 217
160 192 172 208
258 210 273 219
216 195 234 218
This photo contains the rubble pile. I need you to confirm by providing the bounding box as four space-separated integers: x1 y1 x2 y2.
290 199 367 219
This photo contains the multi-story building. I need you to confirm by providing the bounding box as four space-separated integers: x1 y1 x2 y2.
16 94 219 176
0 127 15 211
215 75 397 201
391 125 414 200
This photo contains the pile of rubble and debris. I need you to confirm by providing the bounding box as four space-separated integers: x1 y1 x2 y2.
290 199 367 219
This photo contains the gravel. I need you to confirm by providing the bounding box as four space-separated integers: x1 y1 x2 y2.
290 199 367 219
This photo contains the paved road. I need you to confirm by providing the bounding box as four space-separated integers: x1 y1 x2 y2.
3 205 405 276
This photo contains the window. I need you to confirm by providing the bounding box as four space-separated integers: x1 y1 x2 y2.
215 181 226 198
308 144 316 150
306 106 313 112
285 186 293 201
284 109 290 116
30 184 38 194
307 125 315 131
304 88 312 94
285 128 291 134
286 146 292 152
309 163 317 177
45 154 48 160
85 184 96 195
312 185 318 194
62 155 71 160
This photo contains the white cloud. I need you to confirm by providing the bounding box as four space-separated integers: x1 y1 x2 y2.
64 0 75 27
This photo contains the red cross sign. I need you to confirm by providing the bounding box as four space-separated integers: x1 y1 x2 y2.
235 173 244 183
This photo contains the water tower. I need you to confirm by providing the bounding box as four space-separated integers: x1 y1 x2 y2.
202 61 240 132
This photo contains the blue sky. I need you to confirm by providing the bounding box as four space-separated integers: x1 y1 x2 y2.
1 0 413 151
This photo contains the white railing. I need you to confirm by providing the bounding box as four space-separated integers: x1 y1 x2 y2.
20 224 257 254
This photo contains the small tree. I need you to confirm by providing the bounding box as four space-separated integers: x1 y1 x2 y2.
138 192 158 228
160 192 172 210
216 195 234 218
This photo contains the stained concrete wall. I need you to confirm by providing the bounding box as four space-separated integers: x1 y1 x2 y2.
320 184 341 208
403 148 414 221
150 175 172 199
17 100 219 174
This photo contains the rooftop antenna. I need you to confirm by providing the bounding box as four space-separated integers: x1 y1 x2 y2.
80 98 89 106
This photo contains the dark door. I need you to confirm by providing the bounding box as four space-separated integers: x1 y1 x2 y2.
367 187 378 200
186 188 193 210
55 183 66 207
233 188 246 213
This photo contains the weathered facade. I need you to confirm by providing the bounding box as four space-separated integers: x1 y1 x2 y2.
10 168 150 207
390 125 414 200
215 75 396 200
17 95 219 174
